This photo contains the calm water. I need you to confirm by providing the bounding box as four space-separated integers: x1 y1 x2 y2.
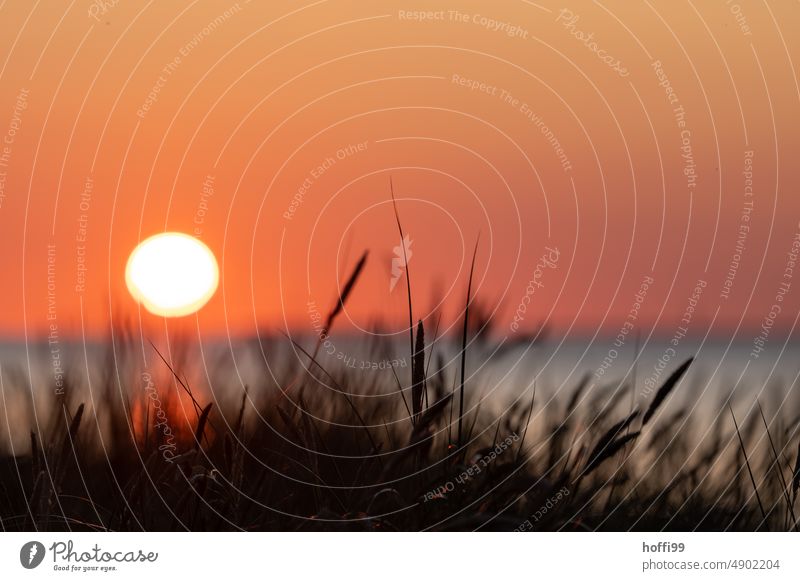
2 333 798 425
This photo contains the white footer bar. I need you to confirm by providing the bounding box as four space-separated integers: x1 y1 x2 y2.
1 532 796 580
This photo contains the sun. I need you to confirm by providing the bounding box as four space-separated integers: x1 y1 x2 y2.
126 232 219 317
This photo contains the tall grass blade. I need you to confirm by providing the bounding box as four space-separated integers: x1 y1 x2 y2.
642 358 693 426
757 401 797 530
149 341 203 420
410 393 453 444
582 432 640 478
515 382 536 462
194 403 213 451
322 250 368 337
412 319 426 423
587 410 640 469
729 405 767 524
390 179 415 361
792 432 800 501
30 431 40 475
457 236 480 449
566 373 591 415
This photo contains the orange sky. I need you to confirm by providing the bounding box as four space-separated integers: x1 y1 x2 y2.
0 0 798 341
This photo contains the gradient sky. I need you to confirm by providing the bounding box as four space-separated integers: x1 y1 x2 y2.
0 0 798 343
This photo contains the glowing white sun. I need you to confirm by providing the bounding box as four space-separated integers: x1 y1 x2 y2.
126 232 219 317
